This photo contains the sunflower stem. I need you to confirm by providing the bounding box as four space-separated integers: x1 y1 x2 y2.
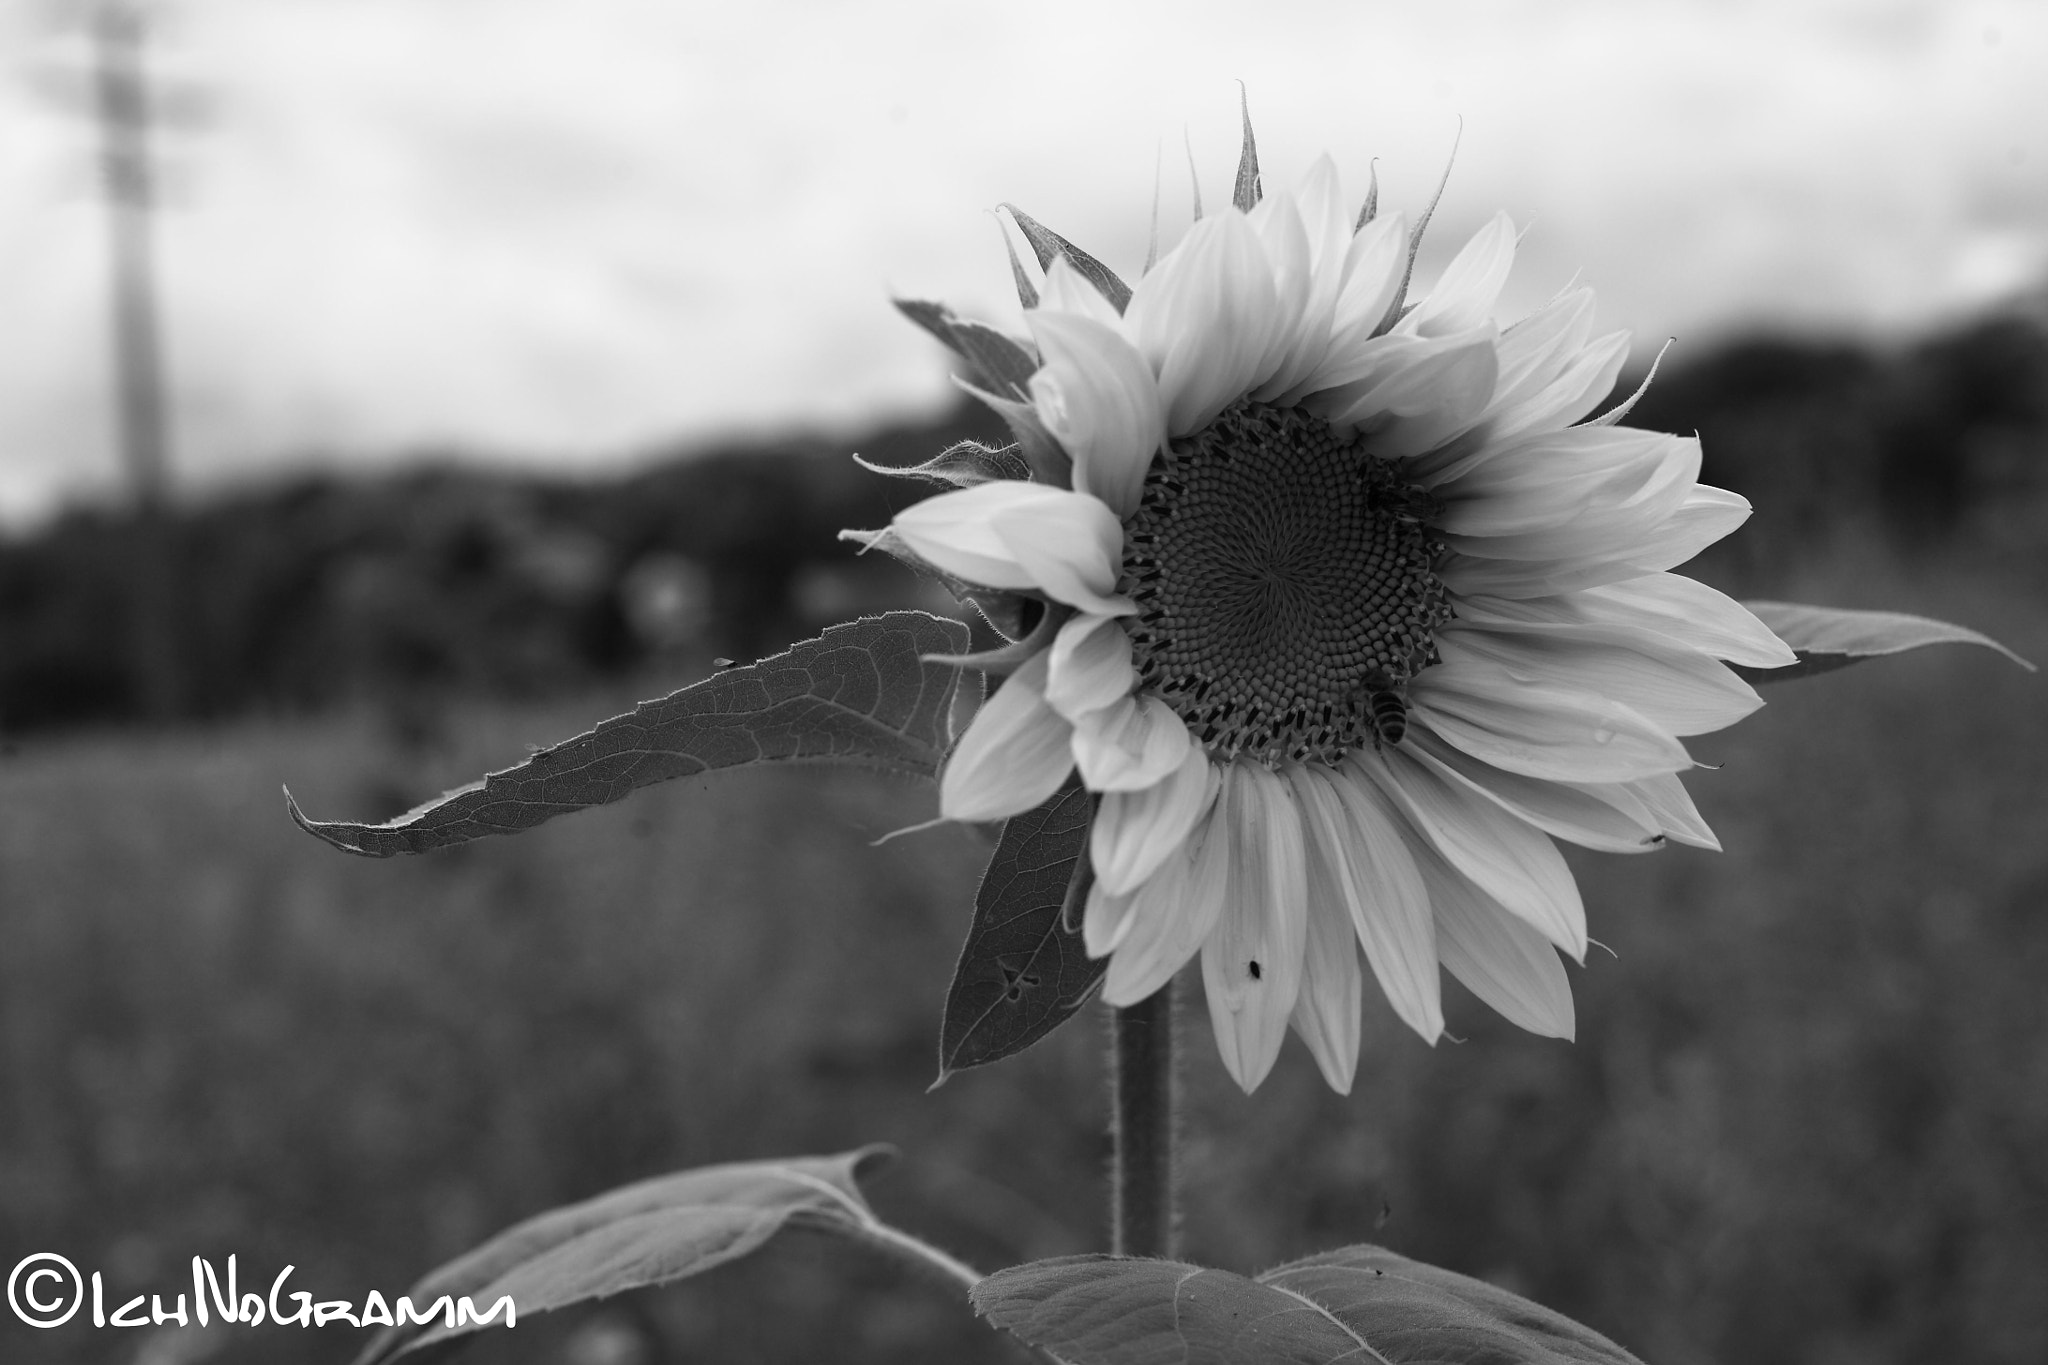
1109 979 1178 1258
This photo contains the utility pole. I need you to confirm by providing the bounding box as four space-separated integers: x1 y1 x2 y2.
93 0 173 508
89 0 182 721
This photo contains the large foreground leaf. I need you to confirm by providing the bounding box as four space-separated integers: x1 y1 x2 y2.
938 780 1102 1079
1735 600 2033 683
355 1148 916 1364
974 1245 1644 1365
289 612 970 857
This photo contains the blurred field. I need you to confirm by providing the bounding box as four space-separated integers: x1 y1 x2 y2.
2 536 2044 1365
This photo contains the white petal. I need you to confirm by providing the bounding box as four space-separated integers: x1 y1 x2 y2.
1037 253 1124 327
1614 771 1721 850
939 650 1074 821
1438 485 1754 598
1250 168 1345 400
1027 307 1164 519
1311 325 1499 443
1200 763 1309 1093
1488 287 1597 409
1356 748 1588 961
1486 330 1631 445
1404 728 1666 855
1072 693 1192 792
1439 620 1763 737
1625 485 1754 570
1092 745 1217 895
1288 867 1364 1093
1287 764 1444 1044
1303 212 1409 387
1399 211 1517 339
1044 613 1136 721
1454 577 1797 669
1431 428 1701 548
1253 159 1368 403
1408 652 1694 783
1415 836 1576 1040
1578 576 1797 668
1102 780 1228 1005
1083 877 1138 958
893 481 1132 616
1126 211 1289 436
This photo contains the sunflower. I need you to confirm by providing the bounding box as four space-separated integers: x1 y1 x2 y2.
876 144 1794 1093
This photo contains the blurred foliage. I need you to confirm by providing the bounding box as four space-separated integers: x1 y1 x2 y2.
0 401 1007 735
2 308 2044 736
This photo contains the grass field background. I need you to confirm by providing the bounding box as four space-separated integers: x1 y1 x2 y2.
2 532 2044 1365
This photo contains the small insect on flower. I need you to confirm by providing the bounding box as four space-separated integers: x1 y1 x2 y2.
1361 672 1408 751
858 105 1796 1094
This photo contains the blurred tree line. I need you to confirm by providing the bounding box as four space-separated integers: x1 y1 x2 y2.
3 308 2044 736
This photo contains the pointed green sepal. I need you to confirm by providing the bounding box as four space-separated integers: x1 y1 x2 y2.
1231 84 1261 212
1000 204 1133 314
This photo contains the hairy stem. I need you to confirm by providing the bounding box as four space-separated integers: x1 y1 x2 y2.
1110 978 1178 1258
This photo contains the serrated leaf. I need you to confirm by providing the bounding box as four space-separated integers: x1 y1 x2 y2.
1732 600 2035 684
973 1244 1644 1365
855 439 1034 490
1232 86 1261 212
938 779 1101 1078
288 612 971 857
1001 204 1133 315
354 1149 896 1365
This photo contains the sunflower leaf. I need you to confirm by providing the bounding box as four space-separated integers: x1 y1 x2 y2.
1732 600 2035 684
354 1149 911 1364
973 1244 1645 1365
287 612 971 857
1000 204 1133 314
938 778 1101 1078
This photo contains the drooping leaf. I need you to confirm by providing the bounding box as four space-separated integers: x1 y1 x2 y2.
1232 85 1261 212
1000 204 1133 315
974 1244 1645 1365
288 612 971 857
1732 600 2034 684
355 1148 950 1364
855 438 1033 490
893 298 1040 400
938 779 1101 1079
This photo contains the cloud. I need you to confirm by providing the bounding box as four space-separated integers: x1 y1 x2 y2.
1 0 2042 520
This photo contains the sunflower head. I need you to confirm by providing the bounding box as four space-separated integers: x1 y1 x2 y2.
860 115 1794 1094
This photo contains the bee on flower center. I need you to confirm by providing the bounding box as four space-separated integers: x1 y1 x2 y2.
1362 671 1409 750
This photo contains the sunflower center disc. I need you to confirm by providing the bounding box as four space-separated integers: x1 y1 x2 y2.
1118 400 1453 764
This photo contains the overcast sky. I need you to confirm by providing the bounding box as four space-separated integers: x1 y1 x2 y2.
1 0 2043 523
